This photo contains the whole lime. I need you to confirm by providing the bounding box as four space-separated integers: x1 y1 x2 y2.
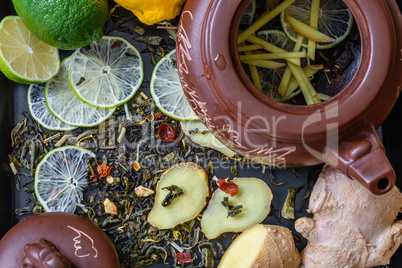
11 0 109 50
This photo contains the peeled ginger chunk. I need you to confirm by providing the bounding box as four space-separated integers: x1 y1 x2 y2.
148 163 209 229
201 177 272 239
296 165 402 267
219 224 301 268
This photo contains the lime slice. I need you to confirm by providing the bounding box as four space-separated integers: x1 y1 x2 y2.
240 0 257 27
255 30 299 100
150 49 198 121
280 0 353 49
28 83 77 131
0 16 60 84
258 29 296 52
35 145 95 213
69 36 144 109
45 58 116 127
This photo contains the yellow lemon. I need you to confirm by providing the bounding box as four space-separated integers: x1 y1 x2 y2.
114 0 186 25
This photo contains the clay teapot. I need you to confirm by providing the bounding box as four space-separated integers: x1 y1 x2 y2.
176 0 402 195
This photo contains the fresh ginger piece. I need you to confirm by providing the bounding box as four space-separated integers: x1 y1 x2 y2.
239 51 306 61
287 63 316 104
238 0 296 44
237 44 263 52
180 120 236 157
282 65 321 100
201 177 272 239
278 35 304 96
296 165 402 267
218 224 301 268
307 0 321 60
314 92 331 101
241 60 286 70
244 51 263 91
285 14 335 42
246 35 300 66
148 163 209 229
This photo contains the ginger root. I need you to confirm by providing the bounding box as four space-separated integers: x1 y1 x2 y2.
295 165 402 267
201 177 272 239
148 163 209 229
218 224 301 268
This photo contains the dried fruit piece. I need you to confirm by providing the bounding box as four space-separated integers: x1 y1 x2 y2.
103 198 118 215
135 186 154 197
158 123 177 142
106 175 115 184
131 161 141 171
90 173 98 183
97 164 113 178
154 112 166 121
175 252 193 266
218 179 238 196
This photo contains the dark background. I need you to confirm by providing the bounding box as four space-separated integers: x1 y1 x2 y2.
0 0 401 267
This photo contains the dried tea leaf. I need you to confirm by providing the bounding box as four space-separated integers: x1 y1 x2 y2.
134 35 162 46
161 185 184 207
281 188 297 219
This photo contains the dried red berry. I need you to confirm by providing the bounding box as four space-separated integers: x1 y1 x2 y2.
155 112 166 121
175 252 193 266
97 164 113 178
218 179 238 196
91 173 98 183
158 123 177 142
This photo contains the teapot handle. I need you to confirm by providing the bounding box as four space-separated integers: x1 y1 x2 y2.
323 122 395 195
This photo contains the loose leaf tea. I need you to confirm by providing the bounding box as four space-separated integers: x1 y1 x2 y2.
161 185 184 207
221 197 243 218
281 188 297 220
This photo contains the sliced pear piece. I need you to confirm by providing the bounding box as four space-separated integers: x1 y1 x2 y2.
201 177 272 239
180 120 236 157
218 224 301 268
148 162 209 229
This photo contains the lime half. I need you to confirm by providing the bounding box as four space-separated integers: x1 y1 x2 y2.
240 0 257 27
150 49 198 121
69 36 144 109
35 145 95 213
45 58 115 127
0 16 60 84
281 0 353 49
28 84 77 131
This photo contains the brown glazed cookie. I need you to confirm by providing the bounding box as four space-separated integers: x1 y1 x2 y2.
0 212 120 268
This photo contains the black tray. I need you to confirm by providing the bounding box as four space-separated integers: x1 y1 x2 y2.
1 1 401 267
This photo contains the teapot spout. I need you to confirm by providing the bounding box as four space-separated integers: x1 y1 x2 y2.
347 148 395 195
323 122 396 195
